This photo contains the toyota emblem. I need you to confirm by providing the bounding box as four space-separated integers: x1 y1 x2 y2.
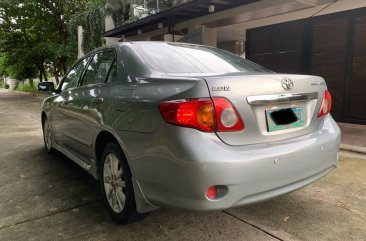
281 78 294 91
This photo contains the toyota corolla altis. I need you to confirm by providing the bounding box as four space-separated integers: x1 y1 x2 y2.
39 42 340 224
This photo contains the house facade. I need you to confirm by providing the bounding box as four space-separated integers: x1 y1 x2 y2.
101 0 366 124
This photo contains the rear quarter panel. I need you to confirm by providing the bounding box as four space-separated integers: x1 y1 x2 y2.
104 77 210 133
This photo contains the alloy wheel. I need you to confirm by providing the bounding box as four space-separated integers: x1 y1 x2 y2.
43 119 52 150
103 153 126 213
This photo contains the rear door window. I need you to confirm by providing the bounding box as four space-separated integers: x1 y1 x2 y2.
106 61 117 83
81 50 116 86
61 56 91 91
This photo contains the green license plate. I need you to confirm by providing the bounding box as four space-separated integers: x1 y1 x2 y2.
266 107 305 132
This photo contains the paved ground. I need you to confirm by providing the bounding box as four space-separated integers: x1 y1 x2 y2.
0 89 365 241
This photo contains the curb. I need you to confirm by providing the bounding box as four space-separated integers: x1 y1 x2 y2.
13 90 50 100
339 150 366 160
340 144 366 155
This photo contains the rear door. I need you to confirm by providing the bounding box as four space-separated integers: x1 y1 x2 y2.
66 50 117 161
50 55 91 147
205 73 326 145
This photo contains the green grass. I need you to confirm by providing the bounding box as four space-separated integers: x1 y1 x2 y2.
0 82 9 89
16 82 37 93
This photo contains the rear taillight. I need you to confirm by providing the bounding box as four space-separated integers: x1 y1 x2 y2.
212 98 244 132
159 98 215 132
159 98 244 132
318 90 332 118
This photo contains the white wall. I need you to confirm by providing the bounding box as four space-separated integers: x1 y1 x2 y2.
203 27 217 47
124 0 324 42
77 26 84 59
163 34 183 42
123 0 366 44
105 16 120 45
217 0 366 43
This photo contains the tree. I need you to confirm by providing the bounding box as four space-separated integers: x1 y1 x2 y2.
0 0 88 84
0 0 44 83
69 0 128 53
36 0 89 84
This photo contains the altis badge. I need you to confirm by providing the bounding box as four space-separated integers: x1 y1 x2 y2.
212 86 230 91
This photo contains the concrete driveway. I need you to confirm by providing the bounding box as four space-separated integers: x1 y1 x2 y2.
0 89 365 241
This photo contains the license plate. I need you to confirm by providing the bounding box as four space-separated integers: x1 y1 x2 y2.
266 107 305 132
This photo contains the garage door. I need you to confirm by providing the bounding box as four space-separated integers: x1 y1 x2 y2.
246 8 366 124
310 16 349 121
349 15 366 121
246 20 306 74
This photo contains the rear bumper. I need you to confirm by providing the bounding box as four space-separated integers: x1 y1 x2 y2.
122 115 340 211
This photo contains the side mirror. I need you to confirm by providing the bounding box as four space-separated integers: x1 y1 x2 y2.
38 82 55 92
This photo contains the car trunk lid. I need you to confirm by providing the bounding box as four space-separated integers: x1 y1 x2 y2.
204 73 327 146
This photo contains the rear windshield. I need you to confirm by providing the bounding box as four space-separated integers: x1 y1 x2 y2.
135 43 270 74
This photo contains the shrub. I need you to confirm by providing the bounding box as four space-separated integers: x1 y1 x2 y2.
13 81 19 90
5 84 9 89
18 82 37 92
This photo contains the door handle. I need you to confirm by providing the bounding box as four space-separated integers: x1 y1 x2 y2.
92 98 104 104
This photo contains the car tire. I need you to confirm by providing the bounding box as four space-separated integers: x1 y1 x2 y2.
100 143 145 224
42 116 55 154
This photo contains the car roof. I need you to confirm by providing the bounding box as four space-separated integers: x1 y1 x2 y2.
90 41 210 53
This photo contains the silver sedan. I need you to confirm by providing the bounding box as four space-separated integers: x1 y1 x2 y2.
39 42 340 224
